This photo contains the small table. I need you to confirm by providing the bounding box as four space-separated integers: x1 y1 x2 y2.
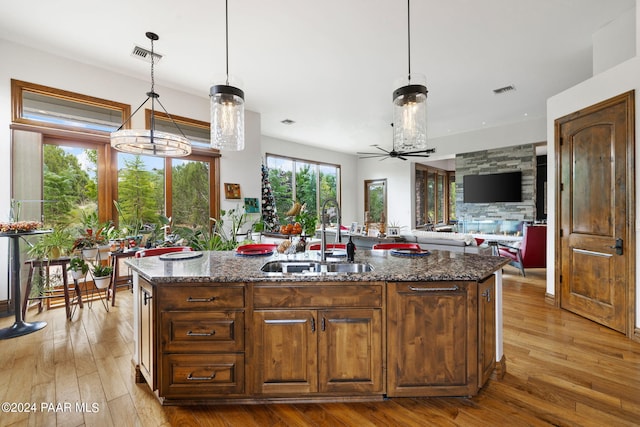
23 257 83 321
108 250 136 306
0 230 49 339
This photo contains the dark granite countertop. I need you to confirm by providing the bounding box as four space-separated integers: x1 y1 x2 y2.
126 249 510 284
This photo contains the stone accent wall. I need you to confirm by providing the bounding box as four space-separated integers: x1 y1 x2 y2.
455 144 536 222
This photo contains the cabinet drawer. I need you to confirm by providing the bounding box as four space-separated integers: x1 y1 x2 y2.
253 283 382 308
161 311 244 352
159 285 244 310
161 354 244 397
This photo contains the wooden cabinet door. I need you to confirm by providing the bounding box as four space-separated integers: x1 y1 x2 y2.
387 281 478 397
318 309 383 394
139 278 155 390
478 275 496 387
253 310 318 394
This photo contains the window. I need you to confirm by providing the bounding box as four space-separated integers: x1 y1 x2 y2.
365 179 387 225
12 79 128 134
43 143 98 228
415 165 452 227
265 154 340 223
12 80 219 234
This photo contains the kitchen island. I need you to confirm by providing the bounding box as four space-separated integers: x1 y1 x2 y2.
127 249 509 405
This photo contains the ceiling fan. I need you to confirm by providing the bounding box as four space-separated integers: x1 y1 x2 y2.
357 124 435 161
357 144 435 161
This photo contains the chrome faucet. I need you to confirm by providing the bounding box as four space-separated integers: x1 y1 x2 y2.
320 198 341 262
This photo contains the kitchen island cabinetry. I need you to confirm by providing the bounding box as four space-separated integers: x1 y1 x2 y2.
387 275 495 397
128 249 508 405
156 283 246 400
252 282 383 396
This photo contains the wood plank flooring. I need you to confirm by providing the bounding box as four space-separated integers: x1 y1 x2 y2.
1 267 640 426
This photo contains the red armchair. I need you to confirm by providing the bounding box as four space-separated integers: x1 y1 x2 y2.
498 225 546 276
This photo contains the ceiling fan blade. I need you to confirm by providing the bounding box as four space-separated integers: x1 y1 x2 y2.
400 148 436 155
398 156 408 161
358 153 388 158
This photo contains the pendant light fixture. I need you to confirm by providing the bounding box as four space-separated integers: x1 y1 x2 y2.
111 32 191 157
392 0 429 153
210 0 245 151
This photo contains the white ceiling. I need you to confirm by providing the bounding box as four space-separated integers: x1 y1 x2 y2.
0 0 635 156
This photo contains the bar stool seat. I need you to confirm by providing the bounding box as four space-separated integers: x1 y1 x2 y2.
23 257 83 321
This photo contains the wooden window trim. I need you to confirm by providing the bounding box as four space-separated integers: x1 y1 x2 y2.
11 79 130 136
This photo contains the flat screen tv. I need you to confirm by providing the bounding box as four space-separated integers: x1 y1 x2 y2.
463 171 522 203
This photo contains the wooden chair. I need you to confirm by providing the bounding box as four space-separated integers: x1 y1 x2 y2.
498 225 546 277
308 243 346 250
134 246 193 258
372 243 422 251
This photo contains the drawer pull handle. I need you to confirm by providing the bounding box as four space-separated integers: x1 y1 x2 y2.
186 296 216 303
408 285 460 292
187 372 217 381
186 330 216 337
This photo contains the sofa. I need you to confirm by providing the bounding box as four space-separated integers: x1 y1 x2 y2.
401 230 493 255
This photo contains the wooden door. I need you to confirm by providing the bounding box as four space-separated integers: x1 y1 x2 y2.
556 91 635 335
253 310 318 394
318 309 383 394
387 281 477 397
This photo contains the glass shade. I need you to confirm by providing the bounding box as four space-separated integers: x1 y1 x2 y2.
393 83 428 152
110 129 191 157
210 84 245 151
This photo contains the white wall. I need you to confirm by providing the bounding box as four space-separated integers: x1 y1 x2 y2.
219 109 263 233
593 7 636 75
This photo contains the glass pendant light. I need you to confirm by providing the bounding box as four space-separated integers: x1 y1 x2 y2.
210 0 245 151
392 0 428 152
111 32 191 157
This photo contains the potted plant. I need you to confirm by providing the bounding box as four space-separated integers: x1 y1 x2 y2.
28 227 74 260
92 264 113 289
69 256 89 281
295 205 318 237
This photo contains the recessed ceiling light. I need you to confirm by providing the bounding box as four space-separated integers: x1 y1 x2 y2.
281 119 295 125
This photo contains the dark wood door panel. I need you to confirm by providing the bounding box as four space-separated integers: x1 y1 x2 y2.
557 91 634 335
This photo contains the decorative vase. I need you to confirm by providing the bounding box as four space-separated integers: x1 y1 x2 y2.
70 270 85 281
82 247 98 259
94 276 110 289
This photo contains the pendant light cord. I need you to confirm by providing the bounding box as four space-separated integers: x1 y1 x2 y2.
150 35 155 141
407 0 411 82
225 0 229 85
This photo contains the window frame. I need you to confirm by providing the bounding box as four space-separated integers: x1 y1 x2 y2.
11 80 220 227
415 164 452 227
265 153 341 219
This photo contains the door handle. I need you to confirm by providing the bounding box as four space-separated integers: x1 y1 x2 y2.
609 238 623 256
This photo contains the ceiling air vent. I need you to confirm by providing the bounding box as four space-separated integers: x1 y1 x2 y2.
493 85 515 95
131 45 162 63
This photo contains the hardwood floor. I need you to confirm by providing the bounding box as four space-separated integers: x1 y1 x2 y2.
1 267 640 426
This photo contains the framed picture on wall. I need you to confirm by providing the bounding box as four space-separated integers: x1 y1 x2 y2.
349 222 358 234
245 197 259 213
224 183 241 199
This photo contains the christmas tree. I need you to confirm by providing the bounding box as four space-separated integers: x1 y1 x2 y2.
261 164 280 232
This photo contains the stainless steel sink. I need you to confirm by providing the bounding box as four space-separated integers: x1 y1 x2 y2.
260 260 373 275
